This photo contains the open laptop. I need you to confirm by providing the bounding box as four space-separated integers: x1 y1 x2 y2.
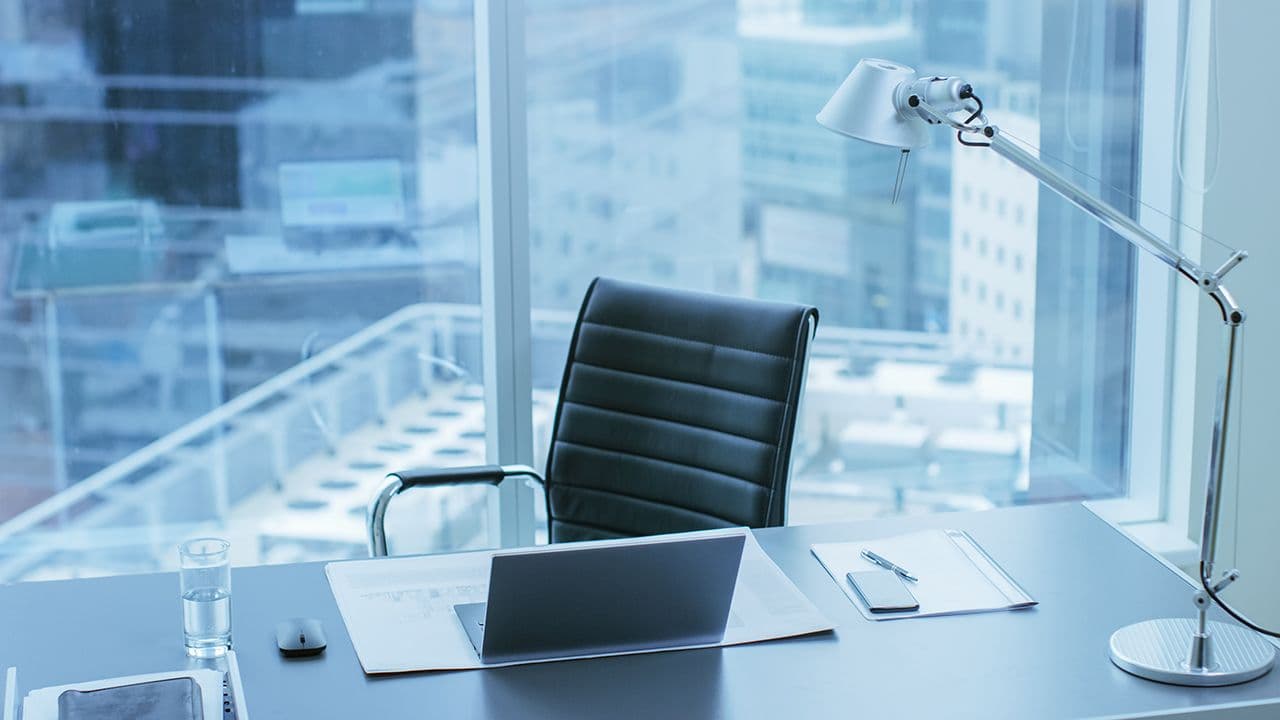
454 531 746 664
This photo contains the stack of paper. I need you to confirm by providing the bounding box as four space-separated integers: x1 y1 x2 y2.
811 529 1036 620
326 528 834 673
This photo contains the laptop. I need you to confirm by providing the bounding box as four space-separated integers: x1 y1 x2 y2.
454 531 746 664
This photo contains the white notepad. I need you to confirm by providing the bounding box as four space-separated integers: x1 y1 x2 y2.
811 529 1036 620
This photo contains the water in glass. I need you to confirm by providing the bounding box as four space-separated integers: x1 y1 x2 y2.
179 538 232 657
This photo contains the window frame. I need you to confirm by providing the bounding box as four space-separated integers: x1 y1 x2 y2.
1086 0 1197 543
475 0 539 547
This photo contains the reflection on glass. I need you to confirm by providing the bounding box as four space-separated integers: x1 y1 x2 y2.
0 2 488 582
526 0 1139 524
0 0 1148 582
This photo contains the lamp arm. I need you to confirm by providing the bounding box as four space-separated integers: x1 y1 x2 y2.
822 61 1279 674
976 125 1271 636
985 130 1246 325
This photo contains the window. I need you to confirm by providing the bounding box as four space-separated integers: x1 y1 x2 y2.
0 0 1155 581
0 2 490 581
526 0 1146 527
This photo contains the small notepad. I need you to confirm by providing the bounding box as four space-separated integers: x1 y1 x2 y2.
811 529 1037 620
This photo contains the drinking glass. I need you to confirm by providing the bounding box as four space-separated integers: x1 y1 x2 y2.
179 538 232 657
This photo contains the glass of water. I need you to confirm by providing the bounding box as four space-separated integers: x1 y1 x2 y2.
179 537 232 657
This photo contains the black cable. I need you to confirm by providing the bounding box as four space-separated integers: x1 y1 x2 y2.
961 91 984 124
1201 562 1280 638
956 91 991 147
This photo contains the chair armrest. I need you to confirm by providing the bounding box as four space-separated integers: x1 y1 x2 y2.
392 464 509 488
366 464 544 556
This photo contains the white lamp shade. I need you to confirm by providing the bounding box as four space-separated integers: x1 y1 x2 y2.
817 58 928 149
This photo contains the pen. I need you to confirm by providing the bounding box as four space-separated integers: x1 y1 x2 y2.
861 549 918 582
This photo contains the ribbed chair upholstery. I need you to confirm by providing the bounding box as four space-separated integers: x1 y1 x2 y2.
367 277 818 553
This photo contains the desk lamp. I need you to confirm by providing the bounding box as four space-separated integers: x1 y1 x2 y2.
818 58 1276 686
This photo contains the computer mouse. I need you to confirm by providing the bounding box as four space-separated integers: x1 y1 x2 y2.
276 618 327 658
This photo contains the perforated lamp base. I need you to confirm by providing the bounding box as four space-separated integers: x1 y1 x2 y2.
1110 618 1277 687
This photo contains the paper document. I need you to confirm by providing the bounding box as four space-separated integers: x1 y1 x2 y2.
326 528 834 673
811 529 1036 621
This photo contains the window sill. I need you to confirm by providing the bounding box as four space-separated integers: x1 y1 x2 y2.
1116 518 1199 568
1085 500 1198 570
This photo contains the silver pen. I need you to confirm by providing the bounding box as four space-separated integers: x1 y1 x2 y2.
861 549 919 582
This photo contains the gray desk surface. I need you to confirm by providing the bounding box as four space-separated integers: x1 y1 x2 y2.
3 503 1280 719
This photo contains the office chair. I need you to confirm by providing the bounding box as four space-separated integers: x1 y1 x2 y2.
367 277 818 555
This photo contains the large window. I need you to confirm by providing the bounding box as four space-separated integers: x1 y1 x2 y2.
525 0 1144 525
0 1 491 581
0 0 1159 582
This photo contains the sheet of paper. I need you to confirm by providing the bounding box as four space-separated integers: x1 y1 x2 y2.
325 528 833 673
811 529 1036 621
227 650 250 720
22 669 224 720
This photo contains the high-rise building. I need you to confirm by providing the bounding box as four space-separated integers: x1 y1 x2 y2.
739 11 921 328
525 4 743 316
948 87 1039 365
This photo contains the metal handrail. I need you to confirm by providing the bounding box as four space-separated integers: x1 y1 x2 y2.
0 302 472 542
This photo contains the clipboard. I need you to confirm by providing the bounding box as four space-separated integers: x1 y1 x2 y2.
811 529 1036 620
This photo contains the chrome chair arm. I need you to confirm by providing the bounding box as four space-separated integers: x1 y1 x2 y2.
366 464 544 556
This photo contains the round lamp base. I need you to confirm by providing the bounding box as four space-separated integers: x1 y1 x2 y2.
1110 618 1276 687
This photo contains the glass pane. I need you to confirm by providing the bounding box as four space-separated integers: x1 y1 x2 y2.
0 1 489 581
525 0 1142 526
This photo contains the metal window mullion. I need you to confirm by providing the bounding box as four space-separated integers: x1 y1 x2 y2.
475 0 535 548
1125 0 1182 522
1075 1 1188 524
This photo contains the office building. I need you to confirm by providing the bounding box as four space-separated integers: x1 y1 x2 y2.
739 6 920 329
948 87 1039 365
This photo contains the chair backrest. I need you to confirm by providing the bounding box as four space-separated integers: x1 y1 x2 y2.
543 277 819 543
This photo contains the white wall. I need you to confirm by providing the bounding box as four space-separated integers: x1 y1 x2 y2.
1181 0 1280 627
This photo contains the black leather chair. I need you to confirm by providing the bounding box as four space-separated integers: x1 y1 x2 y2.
367 277 818 555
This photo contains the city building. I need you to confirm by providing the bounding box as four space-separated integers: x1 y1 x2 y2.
948 86 1040 365
739 7 921 329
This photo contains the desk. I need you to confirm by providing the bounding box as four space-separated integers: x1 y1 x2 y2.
3 503 1280 719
